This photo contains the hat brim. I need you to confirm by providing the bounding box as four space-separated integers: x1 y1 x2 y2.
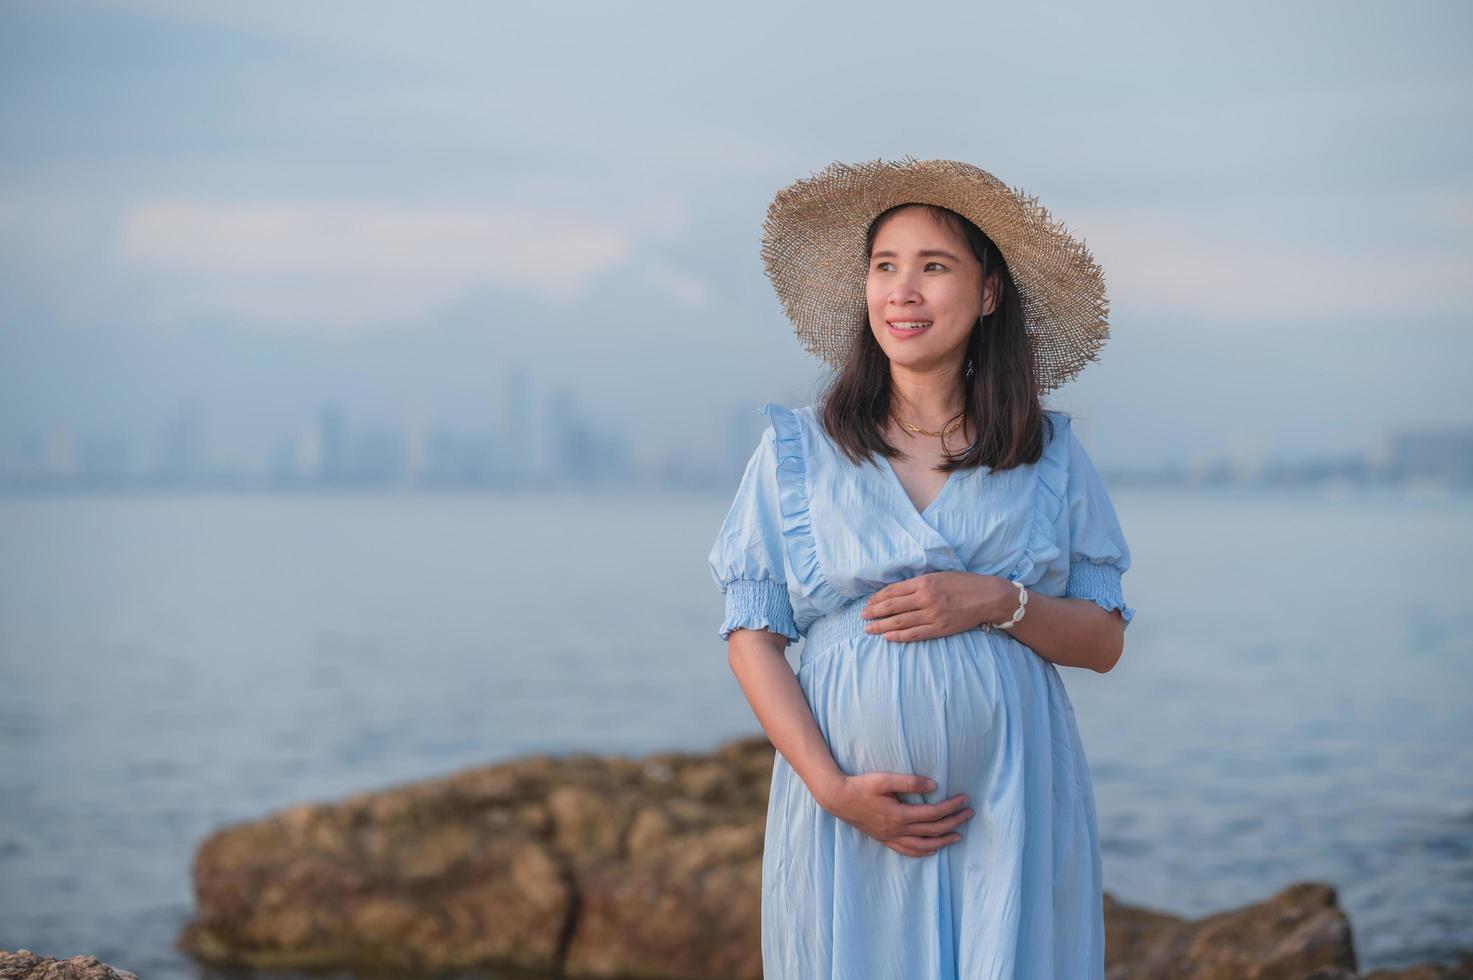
761 157 1110 392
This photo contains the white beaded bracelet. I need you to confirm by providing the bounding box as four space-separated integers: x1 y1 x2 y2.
982 579 1028 632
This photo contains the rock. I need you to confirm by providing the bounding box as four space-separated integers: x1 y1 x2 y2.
177 734 1473 980
0 950 138 980
177 735 774 977
1102 886 1473 980
1103 881 1357 978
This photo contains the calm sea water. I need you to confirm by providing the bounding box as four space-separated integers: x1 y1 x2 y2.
0 487 1470 977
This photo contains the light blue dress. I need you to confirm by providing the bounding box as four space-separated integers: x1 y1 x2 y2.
707 402 1135 980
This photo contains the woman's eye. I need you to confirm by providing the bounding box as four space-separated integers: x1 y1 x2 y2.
870 260 944 272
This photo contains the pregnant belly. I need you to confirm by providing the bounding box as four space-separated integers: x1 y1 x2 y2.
797 602 1010 803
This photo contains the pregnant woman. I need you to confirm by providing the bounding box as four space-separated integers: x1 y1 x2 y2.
707 158 1136 979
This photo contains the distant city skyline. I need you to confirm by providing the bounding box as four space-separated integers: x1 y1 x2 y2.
4 368 1469 493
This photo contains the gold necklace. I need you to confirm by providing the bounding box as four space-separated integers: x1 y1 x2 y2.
892 413 965 455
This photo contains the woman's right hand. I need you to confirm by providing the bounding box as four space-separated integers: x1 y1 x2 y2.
817 773 975 858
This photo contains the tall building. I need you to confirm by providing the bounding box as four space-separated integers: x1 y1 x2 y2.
501 363 534 485
155 402 203 484
319 405 348 485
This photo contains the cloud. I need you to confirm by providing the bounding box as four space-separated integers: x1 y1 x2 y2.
113 200 635 328
1068 190 1473 320
638 259 709 307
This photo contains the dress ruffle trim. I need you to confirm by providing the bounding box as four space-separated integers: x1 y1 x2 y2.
761 403 846 635
1007 410 1071 586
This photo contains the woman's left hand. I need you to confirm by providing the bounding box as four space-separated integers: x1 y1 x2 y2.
860 572 1006 642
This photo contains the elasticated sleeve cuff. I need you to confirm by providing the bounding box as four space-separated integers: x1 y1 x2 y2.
1064 558 1135 630
718 578 800 643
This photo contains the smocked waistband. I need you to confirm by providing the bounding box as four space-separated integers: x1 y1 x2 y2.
804 598 871 651
802 594 1000 662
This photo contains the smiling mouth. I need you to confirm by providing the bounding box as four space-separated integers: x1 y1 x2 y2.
888 320 933 333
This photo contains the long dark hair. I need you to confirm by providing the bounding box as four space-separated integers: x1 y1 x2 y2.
817 203 1056 473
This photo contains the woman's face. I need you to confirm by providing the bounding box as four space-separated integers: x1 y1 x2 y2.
865 206 990 372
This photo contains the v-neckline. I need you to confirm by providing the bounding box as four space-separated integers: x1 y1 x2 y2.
878 453 960 522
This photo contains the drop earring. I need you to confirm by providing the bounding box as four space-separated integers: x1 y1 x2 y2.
965 358 975 379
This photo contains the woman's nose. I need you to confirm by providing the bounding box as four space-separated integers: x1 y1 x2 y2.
887 271 923 299
889 282 923 304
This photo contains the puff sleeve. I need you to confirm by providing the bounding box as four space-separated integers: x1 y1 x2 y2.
706 427 801 644
1062 427 1137 630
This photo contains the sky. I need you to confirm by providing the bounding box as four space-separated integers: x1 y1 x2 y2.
1 0 1470 469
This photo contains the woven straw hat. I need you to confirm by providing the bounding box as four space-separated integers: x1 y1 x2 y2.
760 157 1110 393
